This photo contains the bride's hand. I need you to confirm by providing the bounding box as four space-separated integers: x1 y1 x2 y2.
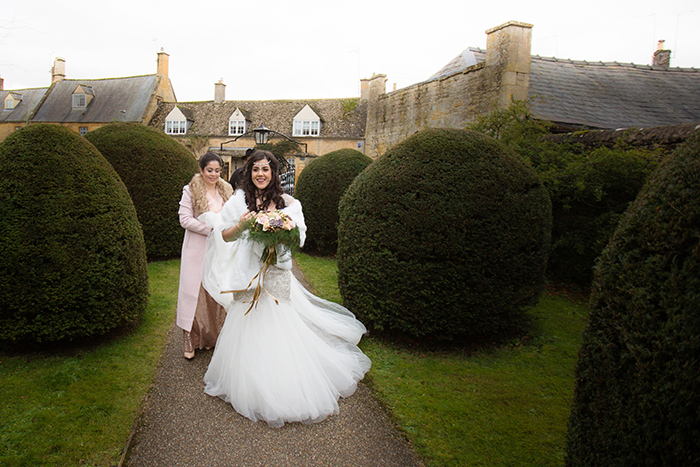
239 211 253 224
223 211 254 242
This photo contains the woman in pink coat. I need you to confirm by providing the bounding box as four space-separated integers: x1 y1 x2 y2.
176 152 233 359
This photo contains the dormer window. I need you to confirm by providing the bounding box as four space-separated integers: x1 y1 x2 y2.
4 93 22 110
292 104 321 137
72 84 94 110
73 94 87 109
228 108 247 136
164 106 191 135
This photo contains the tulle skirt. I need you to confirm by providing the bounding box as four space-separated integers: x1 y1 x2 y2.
203 268 371 428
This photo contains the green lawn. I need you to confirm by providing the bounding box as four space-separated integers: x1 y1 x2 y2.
0 260 178 467
0 256 588 466
295 252 589 467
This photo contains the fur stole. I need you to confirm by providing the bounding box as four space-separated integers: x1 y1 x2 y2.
189 174 234 217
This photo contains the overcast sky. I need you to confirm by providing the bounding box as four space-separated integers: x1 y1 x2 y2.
1 0 698 102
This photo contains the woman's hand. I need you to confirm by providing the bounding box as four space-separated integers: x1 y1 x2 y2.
222 211 253 242
239 210 253 224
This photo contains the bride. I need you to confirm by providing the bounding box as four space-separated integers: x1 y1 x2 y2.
199 150 371 428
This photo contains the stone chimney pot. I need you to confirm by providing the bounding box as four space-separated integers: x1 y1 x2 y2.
653 40 671 67
214 78 226 104
157 48 169 77
52 57 66 83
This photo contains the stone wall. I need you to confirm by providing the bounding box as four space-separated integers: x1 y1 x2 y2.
363 65 498 158
363 21 532 159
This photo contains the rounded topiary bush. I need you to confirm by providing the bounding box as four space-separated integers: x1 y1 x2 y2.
295 149 373 254
0 124 148 343
566 133 700 466
337 128 552 342
86 123 198 259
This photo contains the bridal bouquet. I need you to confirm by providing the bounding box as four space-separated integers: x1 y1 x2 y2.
246 210 300 263
232 210 300 315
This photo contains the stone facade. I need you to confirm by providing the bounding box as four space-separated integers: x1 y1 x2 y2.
363 21 532 158
0 51 175 143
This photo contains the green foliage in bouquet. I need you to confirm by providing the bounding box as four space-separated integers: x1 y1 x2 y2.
0 124 148 343
566 132 700 466
246 210 300 262
337 128 552 342
86 123 198 259
295 148 373 255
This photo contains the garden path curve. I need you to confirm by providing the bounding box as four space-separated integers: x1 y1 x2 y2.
122 264 424 467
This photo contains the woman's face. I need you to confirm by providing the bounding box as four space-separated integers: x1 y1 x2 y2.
200 160 221 187
251 158 272 191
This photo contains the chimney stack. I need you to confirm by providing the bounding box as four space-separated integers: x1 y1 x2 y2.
360 77 370 102
653 40 671 67
52 57 66 83
214 78 226 103
0 75 4 91
485 21 533 107
157 48 169 76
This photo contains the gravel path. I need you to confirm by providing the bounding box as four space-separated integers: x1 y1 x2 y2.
122 265 424 467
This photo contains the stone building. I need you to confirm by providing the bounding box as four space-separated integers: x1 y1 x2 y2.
3 20 698 163
363 21 700 158
147 83 367 180
0 50 175 142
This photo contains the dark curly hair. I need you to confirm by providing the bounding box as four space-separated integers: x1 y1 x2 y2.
198 151 223 170
242 150 286 212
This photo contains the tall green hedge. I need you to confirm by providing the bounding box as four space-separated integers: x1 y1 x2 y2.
566 132 700 465
543 146 660 283
337 128 552 342
0 124 149 343
295 149 373 254
469 102 661 284
86 123 198 259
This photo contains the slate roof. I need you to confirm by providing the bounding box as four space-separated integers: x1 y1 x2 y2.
0 87 49 123
428 47 700 130
31 75 161 123
148 98 367 140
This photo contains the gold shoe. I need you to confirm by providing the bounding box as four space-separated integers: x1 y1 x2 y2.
183 330 195 360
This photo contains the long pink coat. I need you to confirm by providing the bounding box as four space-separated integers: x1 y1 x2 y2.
176 185 224 332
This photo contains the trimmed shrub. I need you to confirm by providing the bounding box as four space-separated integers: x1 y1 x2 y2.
86 123 198 259
0 124 149 343
337 128 552 342
543 146 660 283
566 132 700 465
470 101 662 284
295 149 373 254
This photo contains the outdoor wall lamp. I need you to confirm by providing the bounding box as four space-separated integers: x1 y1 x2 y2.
221 124 308 154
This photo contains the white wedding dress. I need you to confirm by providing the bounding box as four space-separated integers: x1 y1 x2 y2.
199 191 371 428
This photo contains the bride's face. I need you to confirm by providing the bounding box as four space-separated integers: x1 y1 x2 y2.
251 159 272 191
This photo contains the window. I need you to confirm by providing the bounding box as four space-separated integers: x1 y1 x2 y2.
229 119 246 136
4 94 21 110
165 120 187 135
79 127 89 136
292 104 320 137
164 106 189 135
293 120 320 137
73 94 87 109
